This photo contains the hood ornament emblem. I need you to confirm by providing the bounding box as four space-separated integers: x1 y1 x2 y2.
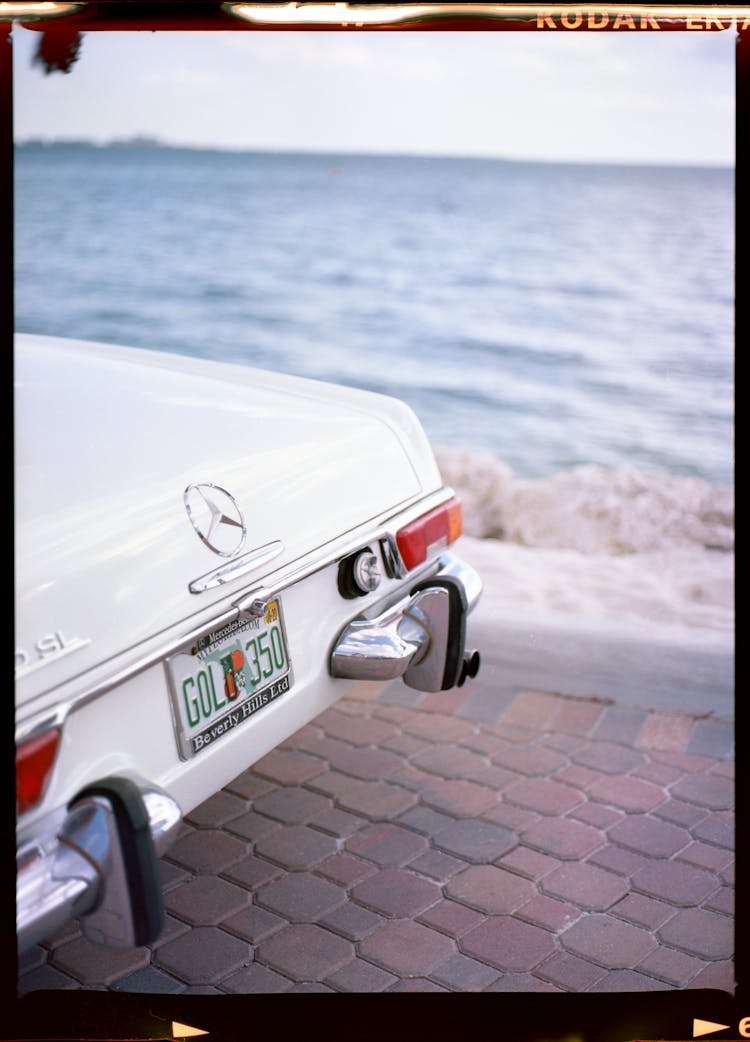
184 483 247 558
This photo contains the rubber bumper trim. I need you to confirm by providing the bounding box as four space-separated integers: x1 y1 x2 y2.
410 574 468 690
71 776 164 946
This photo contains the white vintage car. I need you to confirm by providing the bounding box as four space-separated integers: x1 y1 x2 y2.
15 332 481 955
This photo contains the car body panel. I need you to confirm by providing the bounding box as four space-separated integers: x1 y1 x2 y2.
15 334 442 708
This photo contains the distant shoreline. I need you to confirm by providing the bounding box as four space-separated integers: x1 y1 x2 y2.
13 139 734 172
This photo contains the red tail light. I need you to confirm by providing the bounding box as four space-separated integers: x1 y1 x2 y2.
16 729 60 815
396 496 463 571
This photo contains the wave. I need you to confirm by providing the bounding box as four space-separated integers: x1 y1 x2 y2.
435 446 734 554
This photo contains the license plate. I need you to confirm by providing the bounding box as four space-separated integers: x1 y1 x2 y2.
166 599 293 760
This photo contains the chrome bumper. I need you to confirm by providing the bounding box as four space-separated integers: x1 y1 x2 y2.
17 777 181 955
330 552 482 692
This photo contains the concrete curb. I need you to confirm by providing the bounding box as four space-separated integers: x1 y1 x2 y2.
467 606 734 720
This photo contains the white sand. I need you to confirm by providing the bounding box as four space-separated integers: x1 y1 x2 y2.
455 534 734 633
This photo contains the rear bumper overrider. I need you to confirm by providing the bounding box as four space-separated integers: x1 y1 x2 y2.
330 551 482 691
16 777 181 956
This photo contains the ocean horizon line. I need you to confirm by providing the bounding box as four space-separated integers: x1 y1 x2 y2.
13 137 734 172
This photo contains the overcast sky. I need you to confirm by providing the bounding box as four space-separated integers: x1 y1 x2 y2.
12 24 736 165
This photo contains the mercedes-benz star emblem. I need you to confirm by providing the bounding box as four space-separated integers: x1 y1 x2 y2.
184 483 247 558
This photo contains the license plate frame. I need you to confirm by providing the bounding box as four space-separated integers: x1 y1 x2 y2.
166 598 293 761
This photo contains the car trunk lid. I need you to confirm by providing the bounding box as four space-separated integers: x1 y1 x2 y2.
15 335 441 706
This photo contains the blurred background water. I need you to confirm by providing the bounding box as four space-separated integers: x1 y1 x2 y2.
14 144 734 486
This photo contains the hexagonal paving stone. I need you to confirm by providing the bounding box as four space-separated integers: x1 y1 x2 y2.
18 964 81 994
587 776 665 814
154 926 250 985
345 822 428 867
569 741 646 775
221 905 286 944
691 811 734 850
499 846 561 883
164 876 250 926
222 854 284 892
223 811 282 843
637 947 707 987
411 744 490 780
324 743 405 781
333 779 418 820
388 978 450 992
433 819 517 863
313 807 367 838
460 916 556 973
671 773 734 811
541 863 628 911
635 713 697 753
351 868 441 919
658 907 734 961
49 937 150 986
325 957 397 992
254 824 338 870
490 740 568 777
251 748 328 785
485 973 562 993
561 913 658 969
444 865 535 915
419 778 498 818
400 714 475 744
428 953 501 991
687 961 736 992
316 852 378 888
256 872 346 921
317 708 398 747
548 698 605 736
222 770 276 802
359 920 456 977
319 902 385 942
534 951 607 992
587 844 651 879
520 817 603 861
503 777 582 816
631 861 720 907
252 787 333 825
409 849 468 883
110 967 186 994
516 894 581 933
222 963 294 993
151 914 192 951
184 791 249 828
166 828 248 874
502 691 561 727
610 893 677 931
589 969 672 992
607 814 691 858
18 945 48 977
256 923 353 981
396 805 457 839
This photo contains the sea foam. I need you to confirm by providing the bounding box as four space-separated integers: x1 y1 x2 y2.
435 447 734 632
435 446 733 554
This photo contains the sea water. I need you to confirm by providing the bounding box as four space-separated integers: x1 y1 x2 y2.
14 145 734 490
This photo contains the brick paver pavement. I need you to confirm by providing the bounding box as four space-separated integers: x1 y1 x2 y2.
17 677 734 995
